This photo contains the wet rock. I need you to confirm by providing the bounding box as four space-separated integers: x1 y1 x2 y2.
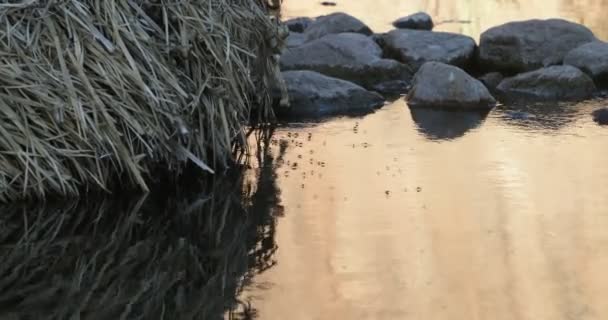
478 72 504 92
478 19 596 73
406 62 497 110
276 70 384 118
381 29 476 72
284 17 313 33
393 12 434 30
370 80 410 97
303 12 372 42
592 108 608 125
285 32 306 48
496 65 596 102
564 41 608 85
280 33 412 94
410 108 488 140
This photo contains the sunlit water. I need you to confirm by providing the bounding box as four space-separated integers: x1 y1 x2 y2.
233 1 608 319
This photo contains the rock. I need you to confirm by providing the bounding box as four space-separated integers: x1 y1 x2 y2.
284 17 313 33
406 62 497 110
564 41 608 84
280 33 412 93
302 12 372 42
478 72 504 91
381 29 476 72
496 65 596 101
592 108 608 125
393 12 434 30
285 32 306 48
370 80 410 97
276 71 384 118
479 19 596 73
410 108 488 140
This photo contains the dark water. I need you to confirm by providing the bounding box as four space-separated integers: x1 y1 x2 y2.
233 1 608 319
0 136 282 320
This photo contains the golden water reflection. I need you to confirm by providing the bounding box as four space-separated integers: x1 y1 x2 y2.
282 0 608 40
239 100 608 320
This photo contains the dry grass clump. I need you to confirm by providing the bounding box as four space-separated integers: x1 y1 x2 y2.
0 0 282 202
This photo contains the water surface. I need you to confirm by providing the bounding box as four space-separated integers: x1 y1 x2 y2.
236 1 608 319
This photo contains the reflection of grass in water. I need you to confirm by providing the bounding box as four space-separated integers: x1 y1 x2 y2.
0 128 283 320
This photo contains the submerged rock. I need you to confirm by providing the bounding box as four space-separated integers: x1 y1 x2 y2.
393 12 434 30
564 41 608 85
280 33 412 94
478 72 504 92
406 62 496 110
496 65 596 102
592 108 608 125
478 19 596 73
276 71 384 118
302 12 372 42
284 17 314 33
381 29 476 72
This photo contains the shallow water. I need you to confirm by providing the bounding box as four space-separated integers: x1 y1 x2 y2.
234 1 608 319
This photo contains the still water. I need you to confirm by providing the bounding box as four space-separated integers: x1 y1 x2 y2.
234 1 608 319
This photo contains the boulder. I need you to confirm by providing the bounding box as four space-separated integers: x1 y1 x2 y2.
284 17 313 33
393 12 434 30
496 65 596 101
280 33 412 94
592 108 608 125
302 12 372 42
478 72 504 91
406 62 497 110
564 41 608 84
285 32 306 48
381 29 476 72
276 71 384 118
479 19 596 73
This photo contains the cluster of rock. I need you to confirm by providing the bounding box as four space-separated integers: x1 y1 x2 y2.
275 11 608 123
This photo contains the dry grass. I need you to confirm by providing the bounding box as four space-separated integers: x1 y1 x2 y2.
0 0 283 202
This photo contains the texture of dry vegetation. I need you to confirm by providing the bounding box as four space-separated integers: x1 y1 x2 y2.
0 0 282 202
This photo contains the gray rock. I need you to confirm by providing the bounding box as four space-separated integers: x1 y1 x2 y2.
564 41 608 84
285 32 306 48
479 19 596 73
284 17 313 33
303 12 372 42
280 33 412 93
381 29 476 72
592 108 608 125
478 72 504 91
393 12 434 30
406 62 497 110
496 65 596 101
276 70 384 118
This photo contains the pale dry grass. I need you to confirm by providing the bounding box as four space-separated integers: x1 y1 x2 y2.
0 0 282 202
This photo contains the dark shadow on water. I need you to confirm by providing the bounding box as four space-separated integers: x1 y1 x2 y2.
491 101 596 131
409 108 489 141
0 128 283 320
